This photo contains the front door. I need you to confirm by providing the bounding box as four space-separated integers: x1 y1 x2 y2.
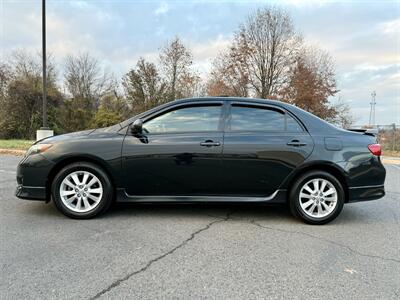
121 103 225 196
221 103 314 197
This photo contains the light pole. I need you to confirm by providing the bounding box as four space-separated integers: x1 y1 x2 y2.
37 0 53 140
42 0 47 129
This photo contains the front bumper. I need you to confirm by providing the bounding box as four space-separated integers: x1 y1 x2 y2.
15 185 46 200
348 184 385 202
15 154 55 201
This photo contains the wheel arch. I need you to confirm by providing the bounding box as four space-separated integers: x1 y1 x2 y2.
281 162 349 203
45 155 116 202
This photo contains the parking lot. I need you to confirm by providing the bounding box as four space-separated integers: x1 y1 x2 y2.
1 155 399 299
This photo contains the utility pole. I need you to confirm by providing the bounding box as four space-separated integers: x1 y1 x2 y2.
42 0 47 129
369 91 376 127
36 0 53 140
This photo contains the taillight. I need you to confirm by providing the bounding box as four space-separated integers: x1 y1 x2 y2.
368 144 382 156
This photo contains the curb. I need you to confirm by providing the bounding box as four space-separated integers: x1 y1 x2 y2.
0 149 26 156
382 157 400 165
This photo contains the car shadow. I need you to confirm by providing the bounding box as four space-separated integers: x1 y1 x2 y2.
21 199 392 226
21 199 292 220
98 202 294 222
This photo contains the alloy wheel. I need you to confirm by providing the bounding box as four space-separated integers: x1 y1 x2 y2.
59 170 103 213
298 178 338 218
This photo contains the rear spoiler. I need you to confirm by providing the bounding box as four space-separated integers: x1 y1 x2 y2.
347 128 378 136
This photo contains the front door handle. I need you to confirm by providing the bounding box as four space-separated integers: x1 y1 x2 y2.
287 140 307 147
200 140 221 147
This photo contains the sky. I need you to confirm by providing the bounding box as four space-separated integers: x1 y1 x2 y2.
1 0 399 125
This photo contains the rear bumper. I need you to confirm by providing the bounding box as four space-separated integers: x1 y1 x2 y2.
348 184 385 203
15 185 47 201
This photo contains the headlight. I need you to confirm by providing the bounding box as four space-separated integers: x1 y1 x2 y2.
25 144 53 157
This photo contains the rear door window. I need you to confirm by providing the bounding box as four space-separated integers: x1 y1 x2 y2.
229 104 303 132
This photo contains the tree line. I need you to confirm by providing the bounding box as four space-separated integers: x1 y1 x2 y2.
0 6 353 139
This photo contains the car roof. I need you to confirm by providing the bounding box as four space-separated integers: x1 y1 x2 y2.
171 96 288 107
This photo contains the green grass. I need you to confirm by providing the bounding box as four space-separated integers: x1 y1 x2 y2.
0 139 34 150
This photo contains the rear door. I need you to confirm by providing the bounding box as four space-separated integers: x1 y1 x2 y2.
121 102 225 196
221 102 314 197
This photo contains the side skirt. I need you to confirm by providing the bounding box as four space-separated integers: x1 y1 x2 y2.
116 189 287 204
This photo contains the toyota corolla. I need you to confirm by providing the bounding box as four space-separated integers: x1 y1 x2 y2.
16 97 386 224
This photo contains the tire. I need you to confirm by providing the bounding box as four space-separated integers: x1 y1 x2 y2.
289 170 345 225
51 162 113 219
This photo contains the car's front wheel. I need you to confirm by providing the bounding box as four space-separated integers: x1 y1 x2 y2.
289 171 345 225
52 162 113 219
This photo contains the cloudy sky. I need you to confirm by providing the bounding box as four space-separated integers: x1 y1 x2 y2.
1 0 399 125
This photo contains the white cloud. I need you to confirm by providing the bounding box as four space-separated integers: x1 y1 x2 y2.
379 18 400 35
155 2 169 16
190 35 231 78
191 35 230 61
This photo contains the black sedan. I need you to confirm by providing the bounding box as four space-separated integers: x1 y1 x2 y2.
16 97 386 224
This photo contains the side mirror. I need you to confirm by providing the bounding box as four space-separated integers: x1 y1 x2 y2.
130 119 143 136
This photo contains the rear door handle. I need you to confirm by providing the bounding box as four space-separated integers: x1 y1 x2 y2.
287 140 307 147
200 140 221 147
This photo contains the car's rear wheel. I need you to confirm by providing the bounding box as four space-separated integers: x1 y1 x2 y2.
52 162 113 219
289 171 344 225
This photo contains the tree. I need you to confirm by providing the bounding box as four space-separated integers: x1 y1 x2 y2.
0 63 11 96
0 51 63 139
159 37 199 99
61 53 116 132
206 49 250 97
59 97 94 132
208 7 302 99
91 91 130 128
330 97 355 128
64 52 115 107
280 46 339 120
122 58 167 114
241 7 302 98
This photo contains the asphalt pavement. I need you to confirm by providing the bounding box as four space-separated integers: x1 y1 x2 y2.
1 155 399 299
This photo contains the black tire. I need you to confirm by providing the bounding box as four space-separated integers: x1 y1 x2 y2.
51 162 113 219
289 170 345 225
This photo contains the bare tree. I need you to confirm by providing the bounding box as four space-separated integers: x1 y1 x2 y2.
122 58 167 113
207 7 301 98
280 46 339 120
330 97 355 128
237 7 302 98
64 52 115 106
159 37 195 99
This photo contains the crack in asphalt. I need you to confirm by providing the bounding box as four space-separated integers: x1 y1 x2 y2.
90 211 235 300
249 220 400 264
